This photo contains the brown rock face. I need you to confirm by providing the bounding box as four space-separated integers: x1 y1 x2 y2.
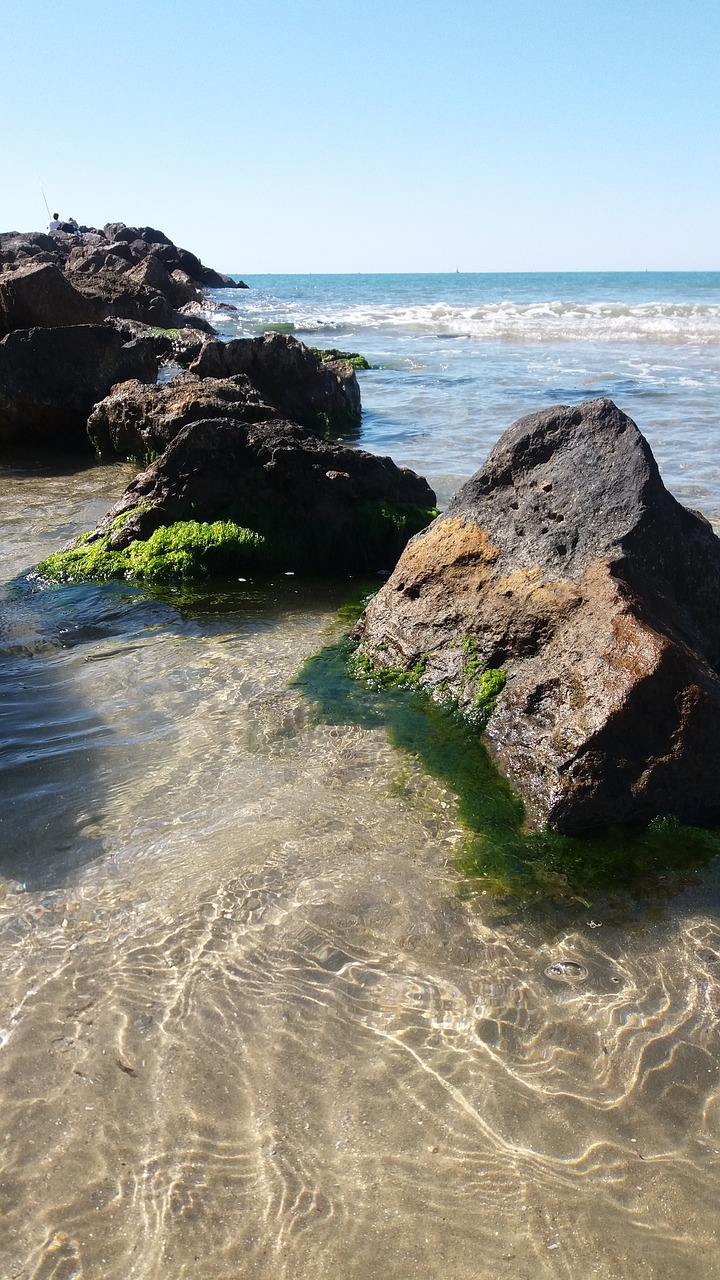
353 398 720 833
0 262 105 336
189 333 361 434
87 372 280 456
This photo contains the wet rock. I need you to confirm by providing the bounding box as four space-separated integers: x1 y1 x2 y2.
87 372 280 456
0 324 157 449
353 398 720 833
84 416 437 573
0 262 105 337
189 333 362 434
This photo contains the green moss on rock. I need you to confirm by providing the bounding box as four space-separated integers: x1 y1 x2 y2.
310 347 372 370
34 500 438 586
351 631 505 730
36 520 266 585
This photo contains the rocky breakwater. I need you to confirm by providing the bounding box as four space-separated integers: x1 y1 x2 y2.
352 398 720 834
0 221 244 335
0 219 248 449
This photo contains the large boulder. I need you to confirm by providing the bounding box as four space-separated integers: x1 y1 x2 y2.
69 264 176 327
0 262 105 336
74 417 437 573
189 333 362 433
87 372 280 456
352 398 720 833
0 325 157 449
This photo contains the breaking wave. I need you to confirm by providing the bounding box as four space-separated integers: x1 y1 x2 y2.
214 290 720 345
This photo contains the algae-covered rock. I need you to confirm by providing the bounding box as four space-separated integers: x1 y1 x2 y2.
353 398 720 834
38 416 437 580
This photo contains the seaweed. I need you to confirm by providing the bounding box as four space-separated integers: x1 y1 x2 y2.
296 628 720 918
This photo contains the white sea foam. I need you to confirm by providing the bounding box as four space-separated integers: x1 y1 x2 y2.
215 292 720 344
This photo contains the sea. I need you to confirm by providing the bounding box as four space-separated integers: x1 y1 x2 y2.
2 272 720 1279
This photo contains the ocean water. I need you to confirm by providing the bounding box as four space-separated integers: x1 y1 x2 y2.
2 274 720 1279
218 272 720 513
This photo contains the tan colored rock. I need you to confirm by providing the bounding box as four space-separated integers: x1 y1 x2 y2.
354 399 720 833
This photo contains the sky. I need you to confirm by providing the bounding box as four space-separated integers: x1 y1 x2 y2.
2 0 719 273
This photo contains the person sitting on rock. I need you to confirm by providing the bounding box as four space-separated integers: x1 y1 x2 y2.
47 212 61 232
64 216 80 237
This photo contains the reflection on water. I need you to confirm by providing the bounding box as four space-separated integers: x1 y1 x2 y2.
1 465 720 1279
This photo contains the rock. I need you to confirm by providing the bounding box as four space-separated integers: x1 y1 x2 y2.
0 324 157 449
87 372 280 456
0 262 105 336
70 266 175 327
0 231 58 268
169 269 202 307
172 307 217 334
353 398 720 834
171 326 208 365
189 333 361 433
77 417 436 573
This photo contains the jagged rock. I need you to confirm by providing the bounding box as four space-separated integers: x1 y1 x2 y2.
0 262 105 337
171 326 208 366
0 324 157 449
189 333 361 433
70 266 175 327
0 231 58 269
87 372 279 456
353 398 720 833
173 304 216 334
81 416 436 573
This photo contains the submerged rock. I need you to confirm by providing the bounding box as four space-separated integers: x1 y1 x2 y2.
0 325 157 448
43 417 437 577
189 333 362 434
353 398 720 833
87 372 280 457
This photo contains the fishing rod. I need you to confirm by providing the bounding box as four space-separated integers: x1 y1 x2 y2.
38 176 51 221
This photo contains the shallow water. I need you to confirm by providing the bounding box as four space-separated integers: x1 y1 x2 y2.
3 277 720 1278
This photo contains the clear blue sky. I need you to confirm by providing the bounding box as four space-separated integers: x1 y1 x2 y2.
3 0 719 272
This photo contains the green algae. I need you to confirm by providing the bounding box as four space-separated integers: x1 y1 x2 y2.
310 347 372 371
34 501 438 586
350 631 506 730
36 520 266 585
295 629 720 917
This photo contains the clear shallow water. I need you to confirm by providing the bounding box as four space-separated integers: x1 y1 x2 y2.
2 276 720 1278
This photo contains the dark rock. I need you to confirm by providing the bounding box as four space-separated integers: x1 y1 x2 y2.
189 333 361 434
0 231 58 268
0 324 157 449
172 306 217 334
0 262 105 336
176 247 204 280
168 269 202 307
353 398 720 833
171 326 208 366
84 417 436 572
199 266 247 289
87 372 280 456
